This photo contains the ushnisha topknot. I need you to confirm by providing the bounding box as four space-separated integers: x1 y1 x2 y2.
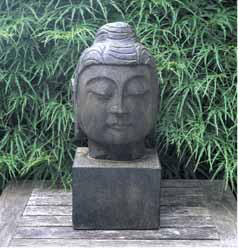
94 22 136 43
72 22 156 92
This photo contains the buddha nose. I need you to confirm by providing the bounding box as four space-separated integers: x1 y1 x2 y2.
110 96 128 115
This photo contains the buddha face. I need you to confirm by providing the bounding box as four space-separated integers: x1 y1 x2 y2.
77 65 158 145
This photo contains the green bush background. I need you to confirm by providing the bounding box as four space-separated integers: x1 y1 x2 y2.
0 0 236 190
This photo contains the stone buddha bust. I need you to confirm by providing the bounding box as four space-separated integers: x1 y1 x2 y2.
72 22 159 161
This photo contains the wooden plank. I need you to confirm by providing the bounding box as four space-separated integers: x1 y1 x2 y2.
161 179 223 188
19 215 72 227
31 189 71 196
162 206 210 217
160 215 214 228
29 178 226 191
162 188 203 195
23 205 210 217
28 195 71 205
10 238 222 247
0 181 33 246
205 184 237 247
27 194 205 206
23 205 71 216
29 187 206 208
19 215 215 228
14 226 219 240
30 187 204 197
31 179 215 191
32 186 204 195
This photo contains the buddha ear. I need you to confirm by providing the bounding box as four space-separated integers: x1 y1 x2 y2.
72 77 79 142
71 78 76 96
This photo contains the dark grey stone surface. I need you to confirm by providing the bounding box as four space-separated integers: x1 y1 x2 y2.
72 148 161 230
72 22 159 161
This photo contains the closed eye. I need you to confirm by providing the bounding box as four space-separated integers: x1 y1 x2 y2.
125 75 150 97
86 77 115 100
88 90 112 99
125 89 150 97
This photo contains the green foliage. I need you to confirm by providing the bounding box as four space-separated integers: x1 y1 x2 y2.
0 0 236 190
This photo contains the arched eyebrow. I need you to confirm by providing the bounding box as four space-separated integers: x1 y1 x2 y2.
125 75 149 88
85 77 117 87
125 75 147 83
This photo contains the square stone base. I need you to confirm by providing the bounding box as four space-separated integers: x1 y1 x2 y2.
72 147 161 230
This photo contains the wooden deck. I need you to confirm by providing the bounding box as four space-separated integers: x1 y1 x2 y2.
0 180 237 247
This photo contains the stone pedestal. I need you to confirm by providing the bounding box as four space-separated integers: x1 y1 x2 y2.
72 147 161 230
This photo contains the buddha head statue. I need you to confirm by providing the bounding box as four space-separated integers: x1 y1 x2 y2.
72 22 159 161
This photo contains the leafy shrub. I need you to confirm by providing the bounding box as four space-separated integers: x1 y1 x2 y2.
0 0 236 190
